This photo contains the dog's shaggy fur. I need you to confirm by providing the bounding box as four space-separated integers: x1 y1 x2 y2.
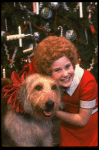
1 73 62 147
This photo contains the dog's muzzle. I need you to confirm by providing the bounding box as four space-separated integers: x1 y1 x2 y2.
44 100 54 117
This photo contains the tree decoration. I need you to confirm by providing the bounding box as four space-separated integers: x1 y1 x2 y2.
41 7 52 19
87 46 98 71
65 30 76 41
58 26 63 37
48 2 60 10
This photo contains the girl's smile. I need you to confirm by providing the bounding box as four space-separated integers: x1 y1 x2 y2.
51 56 75 87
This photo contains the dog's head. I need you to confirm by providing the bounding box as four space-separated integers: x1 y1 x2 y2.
18 73 61 119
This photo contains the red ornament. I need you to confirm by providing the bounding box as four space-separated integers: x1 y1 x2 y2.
90 24 96 35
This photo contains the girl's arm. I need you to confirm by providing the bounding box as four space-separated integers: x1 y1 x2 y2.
55 108 93 126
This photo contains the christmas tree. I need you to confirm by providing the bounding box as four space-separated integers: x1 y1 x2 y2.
1 2 98 82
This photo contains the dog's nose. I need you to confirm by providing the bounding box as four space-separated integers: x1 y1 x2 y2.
45 100 54 109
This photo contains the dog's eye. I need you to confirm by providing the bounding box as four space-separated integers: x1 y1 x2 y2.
35 85 43 91
51 84 57 90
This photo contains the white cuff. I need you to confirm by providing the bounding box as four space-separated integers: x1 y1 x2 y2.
80 99 96 109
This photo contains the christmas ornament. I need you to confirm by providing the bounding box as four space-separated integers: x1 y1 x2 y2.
20 58 29 66
90 24 96 35
3 68 6 78
23 43 33 54
44 22 51 33
41 7 52 19
33 2 39 15
85 29 88 45
11 46 18 62
79 2 83 18
3 43 18 69
66 30 76 41
5 18 8 32
9 63 15 69
1 31 33 43
18 26 22 47
63 2 79 13
35 25 55 36
86 3 95 24
48 2 60 10
87 46 98 71
3 43 10 61
39 2 43 9
28 21 33 34
36 2 39 15
4 18 10 36
9 46 18 69
87 58 94 71
95 46 98 56
58 26 63 37
34 32 40 41
34 32 40 47
28 53 34 63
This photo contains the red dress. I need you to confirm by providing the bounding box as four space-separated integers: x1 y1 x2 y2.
60 65 98 147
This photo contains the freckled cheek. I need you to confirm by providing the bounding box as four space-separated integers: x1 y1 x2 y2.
67 67 74 75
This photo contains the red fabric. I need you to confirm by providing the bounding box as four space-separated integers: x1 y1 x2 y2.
60 69 98 147
60 113 98 147
2 57 37 113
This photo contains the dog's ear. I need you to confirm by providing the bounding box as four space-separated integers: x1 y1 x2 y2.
17 81 27 107
17 80 34 115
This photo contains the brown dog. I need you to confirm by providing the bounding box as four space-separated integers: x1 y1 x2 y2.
1 73 62 147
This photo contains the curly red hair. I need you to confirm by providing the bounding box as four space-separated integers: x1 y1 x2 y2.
34 36 78 75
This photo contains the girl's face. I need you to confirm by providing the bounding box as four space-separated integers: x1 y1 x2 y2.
51 56 75 87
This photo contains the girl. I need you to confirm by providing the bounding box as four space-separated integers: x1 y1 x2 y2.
34 36 98 146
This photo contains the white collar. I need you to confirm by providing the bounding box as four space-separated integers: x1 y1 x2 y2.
66 65 84 97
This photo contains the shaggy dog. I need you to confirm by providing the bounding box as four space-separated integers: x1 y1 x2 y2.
1 73 62 147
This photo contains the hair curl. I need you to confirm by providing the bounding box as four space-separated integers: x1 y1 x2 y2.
34 36 78 75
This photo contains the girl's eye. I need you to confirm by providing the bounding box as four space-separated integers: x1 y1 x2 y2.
65 64 71 69
54 68 61 72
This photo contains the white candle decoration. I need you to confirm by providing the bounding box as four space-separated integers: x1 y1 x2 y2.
33 2 36 13
7 34 25 41
33 2 39 15
36 2 39 15
79 2 83 18
6 34 33 41
18 26 22 47
3 68 6 78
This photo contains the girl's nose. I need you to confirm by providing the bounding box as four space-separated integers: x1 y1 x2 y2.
62 69 68 77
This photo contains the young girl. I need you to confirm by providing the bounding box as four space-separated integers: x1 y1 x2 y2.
34 36 98 146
